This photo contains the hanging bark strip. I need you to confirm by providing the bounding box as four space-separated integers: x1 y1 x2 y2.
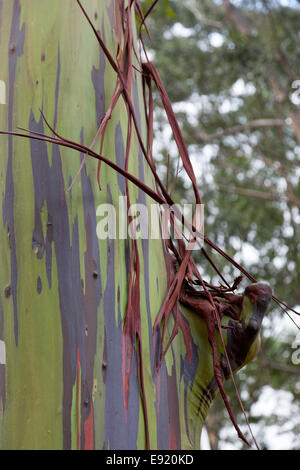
76 348 81 451
0 0 299 450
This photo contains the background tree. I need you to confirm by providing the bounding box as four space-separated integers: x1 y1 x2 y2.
142 0 300 449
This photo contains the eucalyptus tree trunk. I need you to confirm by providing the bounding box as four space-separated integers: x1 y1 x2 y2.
0 0 270 450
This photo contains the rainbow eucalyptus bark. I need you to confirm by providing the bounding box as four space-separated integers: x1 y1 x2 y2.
0 0 271 450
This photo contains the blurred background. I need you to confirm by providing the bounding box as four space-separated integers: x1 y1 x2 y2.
140 0 300 450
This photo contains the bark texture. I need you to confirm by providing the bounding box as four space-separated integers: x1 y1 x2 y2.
0 0 270 450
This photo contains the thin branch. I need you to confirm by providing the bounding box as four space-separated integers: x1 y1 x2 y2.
195 118 286 143
255 144 300 209
218 184 282 203
182 1 223 29
265 360 300 375
219 182 300 209
259 347 300 374
223 0 254 35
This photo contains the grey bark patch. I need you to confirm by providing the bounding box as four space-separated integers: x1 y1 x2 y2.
4 285 12 299
115 122 126 194
79 132 102 449
0 295 5 412
29 119 86 450
2 0 26 346
32 206 45 259
45 214 53 288
156 362 170 450
103 189 139 450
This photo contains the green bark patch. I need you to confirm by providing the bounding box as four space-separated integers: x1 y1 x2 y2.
0 0 294 451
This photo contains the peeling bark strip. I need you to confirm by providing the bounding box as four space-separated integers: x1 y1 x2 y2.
0 0 296 451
